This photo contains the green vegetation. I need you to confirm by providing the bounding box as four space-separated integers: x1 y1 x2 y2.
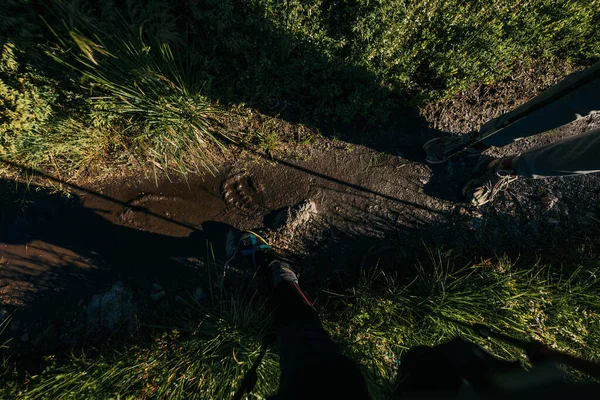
46 10 226 174
3 268 281 399
3 249 599 399
1 2 600 396
332 250 600 394
1 0 599 175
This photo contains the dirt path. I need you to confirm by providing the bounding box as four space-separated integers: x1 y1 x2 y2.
1 97 600 360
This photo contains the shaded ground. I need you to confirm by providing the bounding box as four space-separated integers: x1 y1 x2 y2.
1 78 600 367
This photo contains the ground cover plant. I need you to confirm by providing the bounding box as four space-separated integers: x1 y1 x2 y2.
2 1 600 399
2 248 599 399
1 0 599 175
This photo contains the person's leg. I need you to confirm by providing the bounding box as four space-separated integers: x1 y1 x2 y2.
234 233 370 399
236 232 371 400
269 260 371 399
511 128 600 178
424 65 600 164
462 128 600 206
480 75 600 148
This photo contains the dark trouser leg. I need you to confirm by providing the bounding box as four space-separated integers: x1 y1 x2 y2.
479 75 600 148
272 280 371 399
512 128 600 178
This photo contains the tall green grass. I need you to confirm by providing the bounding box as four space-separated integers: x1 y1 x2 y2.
190 0 600 117
4 249 599 399
2 1 228 176
1 38 138 175
44 1 228 175
330 250 600 396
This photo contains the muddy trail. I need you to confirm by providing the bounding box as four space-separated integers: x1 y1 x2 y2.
1 107 600 364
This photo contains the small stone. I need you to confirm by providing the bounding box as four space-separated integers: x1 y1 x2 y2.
541 194 559 211
20 333 29 342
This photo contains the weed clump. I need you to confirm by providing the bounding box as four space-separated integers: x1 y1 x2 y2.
2 0 599 175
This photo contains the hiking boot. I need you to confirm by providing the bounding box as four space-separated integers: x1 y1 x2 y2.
462 158 518 206
269 259 299 286
423 133 485 164
237 232 297 285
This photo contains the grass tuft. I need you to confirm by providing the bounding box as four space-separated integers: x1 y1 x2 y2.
3 258 279 399
44 4 229 175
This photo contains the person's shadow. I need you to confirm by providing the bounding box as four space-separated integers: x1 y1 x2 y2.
33 0 482 202
182 0 482 202
0 176 243 357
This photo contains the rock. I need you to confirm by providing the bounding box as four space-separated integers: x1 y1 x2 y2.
20 333 29 342
541 194 559 211
194 288 207 303
87 282 137 334
265 200 317 231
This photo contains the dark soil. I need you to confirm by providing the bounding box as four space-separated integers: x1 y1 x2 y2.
1 68 600 366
